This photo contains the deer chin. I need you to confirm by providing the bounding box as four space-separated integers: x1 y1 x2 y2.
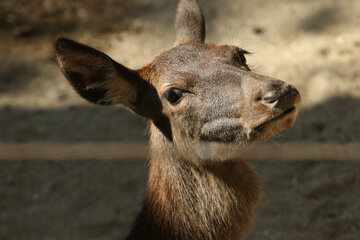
173 106 298 162
174 135 250 162
195 141 249 161
250 107 298 142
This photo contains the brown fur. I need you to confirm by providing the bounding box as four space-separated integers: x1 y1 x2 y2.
174 0 205 46
125 124 263 240
54 0 300 239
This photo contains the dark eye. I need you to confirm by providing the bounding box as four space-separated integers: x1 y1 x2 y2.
234 48 250 69
163 88 187 104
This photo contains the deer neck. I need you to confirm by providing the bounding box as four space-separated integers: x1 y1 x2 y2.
127 123 263 240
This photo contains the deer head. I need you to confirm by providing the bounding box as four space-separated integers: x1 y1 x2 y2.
55 0 300 162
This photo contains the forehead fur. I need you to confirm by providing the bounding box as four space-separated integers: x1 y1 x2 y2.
152 43 236 70
146 43 242 90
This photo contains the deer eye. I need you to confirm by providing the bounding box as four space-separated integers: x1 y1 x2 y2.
163 88 187 104
234 48 250 69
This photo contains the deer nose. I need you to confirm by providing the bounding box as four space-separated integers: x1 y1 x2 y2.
259 85 300 109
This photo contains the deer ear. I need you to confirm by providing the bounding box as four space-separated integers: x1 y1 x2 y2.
174 0 206 46
55 37 144 110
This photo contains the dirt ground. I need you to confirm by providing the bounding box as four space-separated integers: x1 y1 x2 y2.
0 0 359 239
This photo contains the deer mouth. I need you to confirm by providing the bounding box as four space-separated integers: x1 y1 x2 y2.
275 106 296 119
254 106 297 132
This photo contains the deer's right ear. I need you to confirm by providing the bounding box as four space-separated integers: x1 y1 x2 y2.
55 38 148 114
174 0 206 46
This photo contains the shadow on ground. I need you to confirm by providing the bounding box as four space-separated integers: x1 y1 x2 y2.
0 0 220 54
0 105 148 142
0 0 167 37
279 96 360 142
0 160 358 240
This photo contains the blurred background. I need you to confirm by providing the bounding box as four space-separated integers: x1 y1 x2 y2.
0 0 359 239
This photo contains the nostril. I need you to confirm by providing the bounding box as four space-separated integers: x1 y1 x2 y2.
290 86 300 98
259 92 279 108
262 92 278 102
284 84 299 97
258 84 300 108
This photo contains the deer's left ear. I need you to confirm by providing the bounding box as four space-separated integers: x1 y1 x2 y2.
55 38 163 120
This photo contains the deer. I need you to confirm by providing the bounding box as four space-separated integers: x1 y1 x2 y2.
55 0 300 239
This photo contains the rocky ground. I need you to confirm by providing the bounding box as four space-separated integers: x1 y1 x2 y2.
0 0 359 239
